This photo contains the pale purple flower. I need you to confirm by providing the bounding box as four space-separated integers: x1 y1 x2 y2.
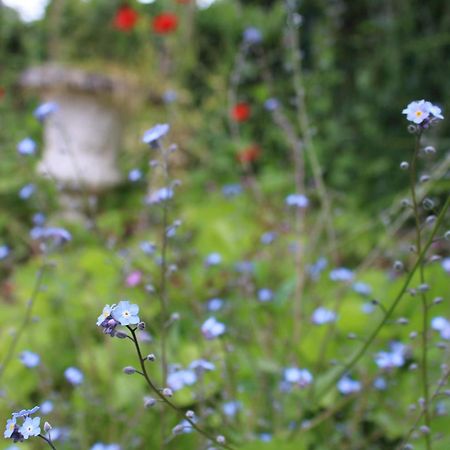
189 359 215 372
243 27 262 45
373 377 387 391
264 98 279 111
12 407 39 418
374 351 404 370
64 367 84 385
285 193 309 208
337 376 361 395
146 187 173 204
19 351 40 368
140 241 156 255
258 288 273 302
284 368 313 388
39 401 53 415
205 252 222 266
352 282 372 296
431 316 450 340
201 317 226 339
442 257 450 273
0 245 10 260
97 304 115 326
260 231 277 245
402 100 444 125
223 401 241 417
111 300 140 326
167 369 197 391
362 302 376 314
128 169 142 182
163 90 177 104
19 417 40 439
207 298 224 311
31 227 72 244
19 184 35 200
142 123 170 147
34 102 58 121
222 184 242 197
4 418 17 439
311 307 337 325
235 260 254 273
17 138 37 156
308 257 328 280
329 267 354 282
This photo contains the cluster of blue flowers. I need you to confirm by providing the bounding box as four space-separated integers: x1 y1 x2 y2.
97 301 140 336
4 407 41 443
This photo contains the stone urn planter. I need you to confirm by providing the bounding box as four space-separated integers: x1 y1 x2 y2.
20 64 145 219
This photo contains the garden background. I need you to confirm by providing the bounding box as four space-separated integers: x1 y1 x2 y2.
0 1 449 449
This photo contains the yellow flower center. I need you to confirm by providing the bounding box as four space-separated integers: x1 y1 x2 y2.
415 111 423 117
123 311 130 317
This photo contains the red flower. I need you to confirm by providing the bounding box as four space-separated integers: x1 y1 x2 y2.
231 102 251 122
237 145 261 164
152 13 178 34
114 5 139 31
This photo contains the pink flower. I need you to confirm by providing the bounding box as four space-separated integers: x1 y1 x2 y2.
126 271 142 287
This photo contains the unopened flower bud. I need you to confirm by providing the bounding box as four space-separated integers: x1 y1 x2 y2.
146 353 156 362
445 230 450 240
425 215 436 225
123 366 137 375
433 297 443 305
394 260 404 271
44 422 52 432
170 312 180 322
409 331 418 339
418 283 430 292
422 198 434 210
401 199 412 208
409 363 418 371
400 161 409 170
419 425 430 434
397 317 409 325
420 175 430 183
115 331 128 339
172 424 184 435
216 435 226 444
186 410 195 419
163 388 173 397
144 396 156 408
407 124 418 134
423 145 436 155
138 321 146 330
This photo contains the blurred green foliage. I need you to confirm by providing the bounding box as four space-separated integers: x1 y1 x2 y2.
0 0 449 449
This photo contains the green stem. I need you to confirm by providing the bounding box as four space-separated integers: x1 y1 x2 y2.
127 327 235 450
409 133 432 450
0 263 48 380
39 433 57 450
314 194 450 401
